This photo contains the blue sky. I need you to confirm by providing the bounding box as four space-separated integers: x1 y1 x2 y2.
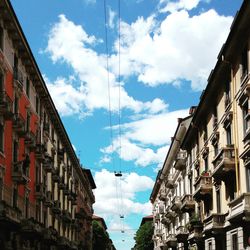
10 0 242 249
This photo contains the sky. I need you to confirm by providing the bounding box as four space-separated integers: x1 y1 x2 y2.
10 0 243 249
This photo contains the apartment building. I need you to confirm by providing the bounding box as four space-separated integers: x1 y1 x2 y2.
150 0 250 249
0 0 96 249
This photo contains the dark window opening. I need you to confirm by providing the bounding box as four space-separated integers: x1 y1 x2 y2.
0 122 4 153
0 26 3 51
26 78 30 98
13 187 18 208
232 233 238 250
241 46 248 80
226 124 232 146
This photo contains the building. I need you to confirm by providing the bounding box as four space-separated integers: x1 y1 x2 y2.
0 0 96 249
150 0 250 249
140 215 153 227
150 114 193 250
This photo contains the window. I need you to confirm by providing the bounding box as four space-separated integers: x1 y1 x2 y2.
0 26 3 51
243 101 250 136
208 241 212 250
13 140 18 163
0 178 3 200
203 125 208 142
35 96 39 114
25 195 29 218
0 122 4 153
232 233 238 250
213 106 218 127
0 72 3 92
204 156 208 172
241 46 248 80
246 168 250 192
26 78 30 97
214 142 219 157
14 95 19 114
225 78 231 108
26 113 30 132
216 188 221 213
226 124 232 145
13 187 18 208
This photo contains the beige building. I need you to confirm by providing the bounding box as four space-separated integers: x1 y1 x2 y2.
150 0 250 249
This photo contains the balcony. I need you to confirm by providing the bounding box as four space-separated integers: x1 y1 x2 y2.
165 209 176 220
61 210 72 224
35 184 46 201
43 227 58 242
193 175 212 200
212 146 235 180
165 174 175 189
58 236 70 248
176 226 188 242
57 148 64 161
52 168 60 182
171 196 182 212
181 194 195 213
174 150 187 171
43 155 53 172
35 143 46 161
75 208 86 220
0 91 13 119
161 217 171 226
203 214 226 233
165 234 177 248
24 131 36 149
20 218 42 237
44 191 53 207
63 185 70 196
12 161 29 185
13 67 24 91
58 177 66 190
155 229 162 237
12 113 25 136
228 193 250 222
159 190 167 201
52 201 61 214
159 204 165 214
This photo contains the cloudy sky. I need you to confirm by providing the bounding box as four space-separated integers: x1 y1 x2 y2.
11 0 242 248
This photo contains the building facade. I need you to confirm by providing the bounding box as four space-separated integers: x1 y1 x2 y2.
150 0 250 249
0 0 96 249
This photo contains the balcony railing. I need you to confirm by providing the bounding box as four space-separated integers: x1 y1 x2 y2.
52 200 61 214
62 210 72 224
159 204 165 214
0 91 13 119
13 67 24 91
166 174 174 189
165 234 177 248
155 229 162 237
212 146 235 180
35 184 46 201
75 208 86 220
181 194 195 213
12 161 30 185
203 213 226 232
20 218 42 236
44 191 53 207
228 193 250 222
165 209 176 220
159 190 167 201
161 217 171 225
57 148 64 161
24 131 36 149
58 177 66 190
52 168 60 182
176 226 188 242
43 155 53 172
35 143 46 161
193 175 212 200
174 150 187 171
12 113 25 136
171 196 182 212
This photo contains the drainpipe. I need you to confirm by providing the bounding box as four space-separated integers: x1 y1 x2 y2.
223 55 240 196
231 66 240 196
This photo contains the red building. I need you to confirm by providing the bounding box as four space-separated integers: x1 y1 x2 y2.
0 0 96 249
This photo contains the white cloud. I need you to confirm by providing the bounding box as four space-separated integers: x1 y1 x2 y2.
159 0 200 13
45 14 168 117
112 9 232 90
108 7 116 29
101 109 188 167
93 169 154 217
